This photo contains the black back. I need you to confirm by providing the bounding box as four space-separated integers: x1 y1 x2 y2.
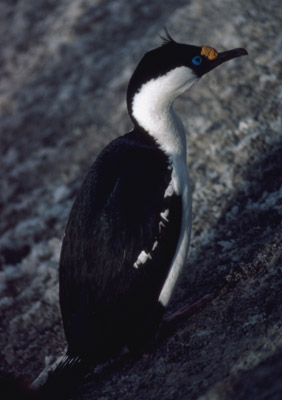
59 130 182 362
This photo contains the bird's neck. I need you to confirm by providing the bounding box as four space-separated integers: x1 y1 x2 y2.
129 67 198 160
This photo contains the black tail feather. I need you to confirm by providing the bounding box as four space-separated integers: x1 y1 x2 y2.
38 354 90 400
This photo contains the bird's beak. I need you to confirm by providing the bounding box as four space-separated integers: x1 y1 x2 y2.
203 47 248 75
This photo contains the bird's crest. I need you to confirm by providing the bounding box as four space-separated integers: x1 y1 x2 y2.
160 27 177 45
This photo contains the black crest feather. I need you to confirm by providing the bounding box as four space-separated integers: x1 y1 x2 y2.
160 27 176 45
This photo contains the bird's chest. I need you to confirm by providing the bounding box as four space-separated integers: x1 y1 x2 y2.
157 158 192 307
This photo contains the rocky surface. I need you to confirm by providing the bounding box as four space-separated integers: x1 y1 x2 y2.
1 0 282 399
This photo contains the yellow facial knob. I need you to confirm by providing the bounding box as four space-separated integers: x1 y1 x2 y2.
201 45 218 60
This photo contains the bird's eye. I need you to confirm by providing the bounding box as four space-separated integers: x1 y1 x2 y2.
192 56 202 66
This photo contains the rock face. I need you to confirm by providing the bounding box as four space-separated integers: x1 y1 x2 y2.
0 0 282 399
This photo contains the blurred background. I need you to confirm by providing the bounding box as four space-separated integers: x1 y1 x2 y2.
0 1 282 399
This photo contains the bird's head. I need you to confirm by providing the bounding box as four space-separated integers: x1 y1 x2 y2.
127 33 247 122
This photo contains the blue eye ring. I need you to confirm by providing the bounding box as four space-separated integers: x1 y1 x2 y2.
192 56 203 66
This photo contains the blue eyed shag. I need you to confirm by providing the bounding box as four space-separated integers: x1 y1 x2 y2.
41 34 247 397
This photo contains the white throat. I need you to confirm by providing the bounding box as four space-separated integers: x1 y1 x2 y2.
131 66 196 307
131 66 198 159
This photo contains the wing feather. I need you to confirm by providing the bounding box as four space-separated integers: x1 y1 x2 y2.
59 132 182 358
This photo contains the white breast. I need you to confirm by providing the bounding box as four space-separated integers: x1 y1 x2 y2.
130 66 196 307
158 158 192 307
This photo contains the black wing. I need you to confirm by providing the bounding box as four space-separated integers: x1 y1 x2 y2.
59 132 182 360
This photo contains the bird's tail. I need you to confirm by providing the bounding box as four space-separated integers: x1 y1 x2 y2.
34 354 90 399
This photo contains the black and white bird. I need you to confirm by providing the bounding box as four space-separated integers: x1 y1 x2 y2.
40 33 247 397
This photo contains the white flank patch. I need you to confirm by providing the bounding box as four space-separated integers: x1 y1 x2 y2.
164 180 174 197
133 250 152 269
160 209 169 222
152 241 158 251
159 220 166 233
